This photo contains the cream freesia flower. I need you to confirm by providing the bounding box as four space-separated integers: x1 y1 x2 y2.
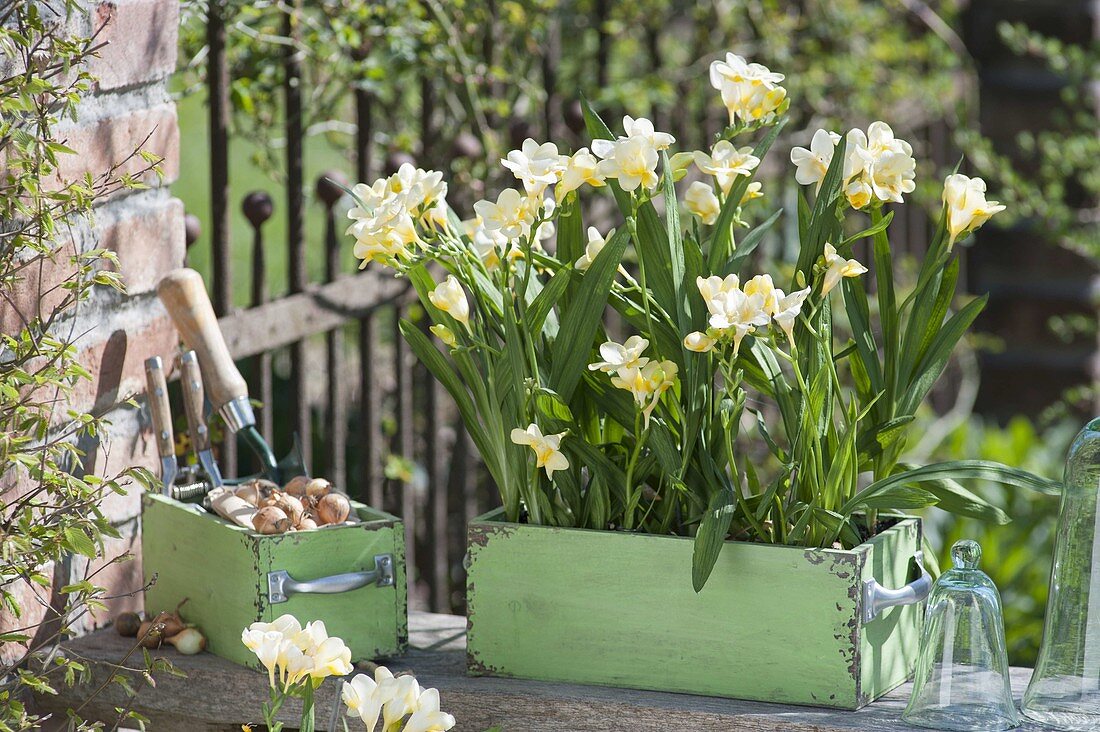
381 674 422 731
710 52 786 87
695 274 741 311
472 188 535 241
430 324 457 348
743 273 779 314
428 276 470 325
594 136 660 192
558 147 605 195
942 173 1006 245
309 636 353 680
741 181 763 204
684 181 720 225
242 629 284 688
844 178 873 210
863 123 916 203
693 141 759 193
574 226 615 271
709 53 787 125
502 138 565 195
621 115 675 150
245 614 302 639
404 688 456 732
683 331 716 353
821 243 868 296
610 360 678 427
771 286 811 343
510 424 569 479
587 335 650 372
705 288 771 355
342 672 385 732
790 129 840 190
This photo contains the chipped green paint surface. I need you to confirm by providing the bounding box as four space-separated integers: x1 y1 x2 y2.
465 511 922 709
142 494 407 668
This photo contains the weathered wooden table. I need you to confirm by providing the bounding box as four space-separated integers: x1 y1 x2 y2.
37 612 1045 731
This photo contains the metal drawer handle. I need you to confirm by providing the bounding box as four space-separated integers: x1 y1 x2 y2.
862 551 931 623
268 554 394 604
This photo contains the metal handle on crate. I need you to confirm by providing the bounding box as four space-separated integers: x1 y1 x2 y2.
862 551 932 623
267 554 394 604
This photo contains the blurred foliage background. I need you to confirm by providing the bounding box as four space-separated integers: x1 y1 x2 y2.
171 0 1097 663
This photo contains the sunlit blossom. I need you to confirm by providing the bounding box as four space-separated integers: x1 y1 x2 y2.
510 424 569 479
558 147 606 195
820 243 868 296
502 138 565 195
428 275 470 325
472 188 536 241
684 181 720 225
683 331 716 353
693 141 759 193
610 360 678 427
575 226 615 271
588 336 650 373
942 173 1006 245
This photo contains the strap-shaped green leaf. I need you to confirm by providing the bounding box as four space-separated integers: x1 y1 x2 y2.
549 228 630 402
841 459 1059 517
899 294 987 415
692 484 736 592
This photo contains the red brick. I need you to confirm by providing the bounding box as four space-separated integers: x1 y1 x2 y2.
100 197 186 295
90 0 179 91
0 251 76 336
71 307 179 417
0 197 185 336
54 104 180 194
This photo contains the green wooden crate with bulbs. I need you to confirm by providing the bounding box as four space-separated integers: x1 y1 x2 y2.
141 487 408 670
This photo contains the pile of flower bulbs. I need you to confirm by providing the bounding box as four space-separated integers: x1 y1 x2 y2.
209 477 352 534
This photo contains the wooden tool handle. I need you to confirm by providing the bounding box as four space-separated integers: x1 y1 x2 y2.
178 350 211 453
143 356 175 458
157 268 248 412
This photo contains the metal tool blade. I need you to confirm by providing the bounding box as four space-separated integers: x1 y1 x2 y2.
143 356 178 495
179 350 224 489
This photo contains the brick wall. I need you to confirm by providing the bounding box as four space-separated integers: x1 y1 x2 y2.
1 0 181 653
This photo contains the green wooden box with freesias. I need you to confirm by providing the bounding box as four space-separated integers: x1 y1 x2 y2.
142 494 407 668
341 50 1055 707
467 510 925 708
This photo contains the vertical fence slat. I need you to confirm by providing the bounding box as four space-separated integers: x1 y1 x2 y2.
243 192 275 465
284 1 311 469
353 81 382 508
318 172 348 491
207 0 235 477
393 306 416 603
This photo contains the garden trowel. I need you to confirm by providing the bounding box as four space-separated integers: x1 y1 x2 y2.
156 268 308 485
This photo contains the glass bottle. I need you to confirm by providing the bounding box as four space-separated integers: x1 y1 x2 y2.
1023 416 1100 730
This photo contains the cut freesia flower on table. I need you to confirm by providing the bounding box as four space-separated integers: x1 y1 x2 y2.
344 50 1056 592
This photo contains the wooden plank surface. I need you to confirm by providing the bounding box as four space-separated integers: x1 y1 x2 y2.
218 272 409 359
34 612 1044 731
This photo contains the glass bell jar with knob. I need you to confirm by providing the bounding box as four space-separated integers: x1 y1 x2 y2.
1023 416 1100 730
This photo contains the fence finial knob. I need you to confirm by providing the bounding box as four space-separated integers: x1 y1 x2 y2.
316 170 349 208
242 191 274 228
184 213 202 247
